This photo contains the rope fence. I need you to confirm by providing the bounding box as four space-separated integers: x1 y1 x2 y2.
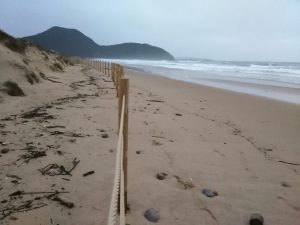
80 59 129 225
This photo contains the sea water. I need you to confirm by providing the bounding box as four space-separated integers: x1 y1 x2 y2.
97 58 300 104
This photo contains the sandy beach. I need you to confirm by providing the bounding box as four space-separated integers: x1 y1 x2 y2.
125 69 300 225
1 40 300 225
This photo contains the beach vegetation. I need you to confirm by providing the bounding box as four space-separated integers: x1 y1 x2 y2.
50 62 64 72
0 30 27 54
2 81 25 96
25 71 40 84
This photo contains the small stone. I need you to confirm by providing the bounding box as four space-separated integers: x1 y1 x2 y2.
101 133 109 138
156 172 167 180
1 148 9 154
281 181 291 188
202 188 218 197
250 213 264 225
144 208 159 222
136 150 141 154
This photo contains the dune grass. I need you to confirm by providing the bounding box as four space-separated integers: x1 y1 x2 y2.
3 81 25 96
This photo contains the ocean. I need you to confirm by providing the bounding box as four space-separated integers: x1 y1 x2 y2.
97 58 300 104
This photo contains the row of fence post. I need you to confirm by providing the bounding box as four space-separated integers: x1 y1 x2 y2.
81 59 129 218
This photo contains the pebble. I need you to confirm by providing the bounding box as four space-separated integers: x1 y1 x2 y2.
156 172 167 180
281 181 291 188
101 133 109 138
250 213 264 225
202 188 218 197
144 208 159 222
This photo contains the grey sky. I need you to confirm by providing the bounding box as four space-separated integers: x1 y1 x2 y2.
1 0 300 62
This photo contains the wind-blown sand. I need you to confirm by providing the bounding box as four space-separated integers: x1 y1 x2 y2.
1 39 299 225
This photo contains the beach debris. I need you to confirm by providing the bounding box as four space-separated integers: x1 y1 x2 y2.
146 99 164 103
9 190 25 197
101 133 109 138
174 175 194 189
152 140 163 146
21 150 47 163
20 105 55 120
281 181 291 188
202 188 218 197
39 158 80 176
175 113 182 116
83 170 95 177
156 172 167 180
1 148 9 154
6 174 22 180
249 213 264 225
278 160 299 166
50 130 64 135
0 141 9 146
136 150 141 154
144 208 159 222
1 190 68 221
151 135 166 139
53 195 74 208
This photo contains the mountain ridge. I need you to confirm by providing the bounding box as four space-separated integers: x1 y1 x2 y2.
23 26 174 60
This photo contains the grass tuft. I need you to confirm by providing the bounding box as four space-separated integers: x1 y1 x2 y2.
25 71 40 84
3 81 25 96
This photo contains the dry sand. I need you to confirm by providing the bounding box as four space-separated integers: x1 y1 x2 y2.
1 40 300 225
0 43 118 225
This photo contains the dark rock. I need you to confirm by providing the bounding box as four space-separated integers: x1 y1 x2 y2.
281 181 291 188
250 213 264 225
1 148 9 154
101 133 109 138
136 150 141 154
202 188 218 197
144 208 159 222
156 172 167 180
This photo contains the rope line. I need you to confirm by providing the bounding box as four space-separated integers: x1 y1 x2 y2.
107 96 125 225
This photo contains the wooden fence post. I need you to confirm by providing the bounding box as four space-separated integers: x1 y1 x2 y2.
118 78 129 212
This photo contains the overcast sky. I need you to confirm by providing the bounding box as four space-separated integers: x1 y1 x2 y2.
1 0 300 62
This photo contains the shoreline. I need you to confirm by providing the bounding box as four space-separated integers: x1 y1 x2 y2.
125 66 300 105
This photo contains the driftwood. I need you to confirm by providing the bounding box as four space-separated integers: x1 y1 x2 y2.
174 175 194 189
278 160 299 166
39 158 80 176
146 99 164 103
83 171 95 177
